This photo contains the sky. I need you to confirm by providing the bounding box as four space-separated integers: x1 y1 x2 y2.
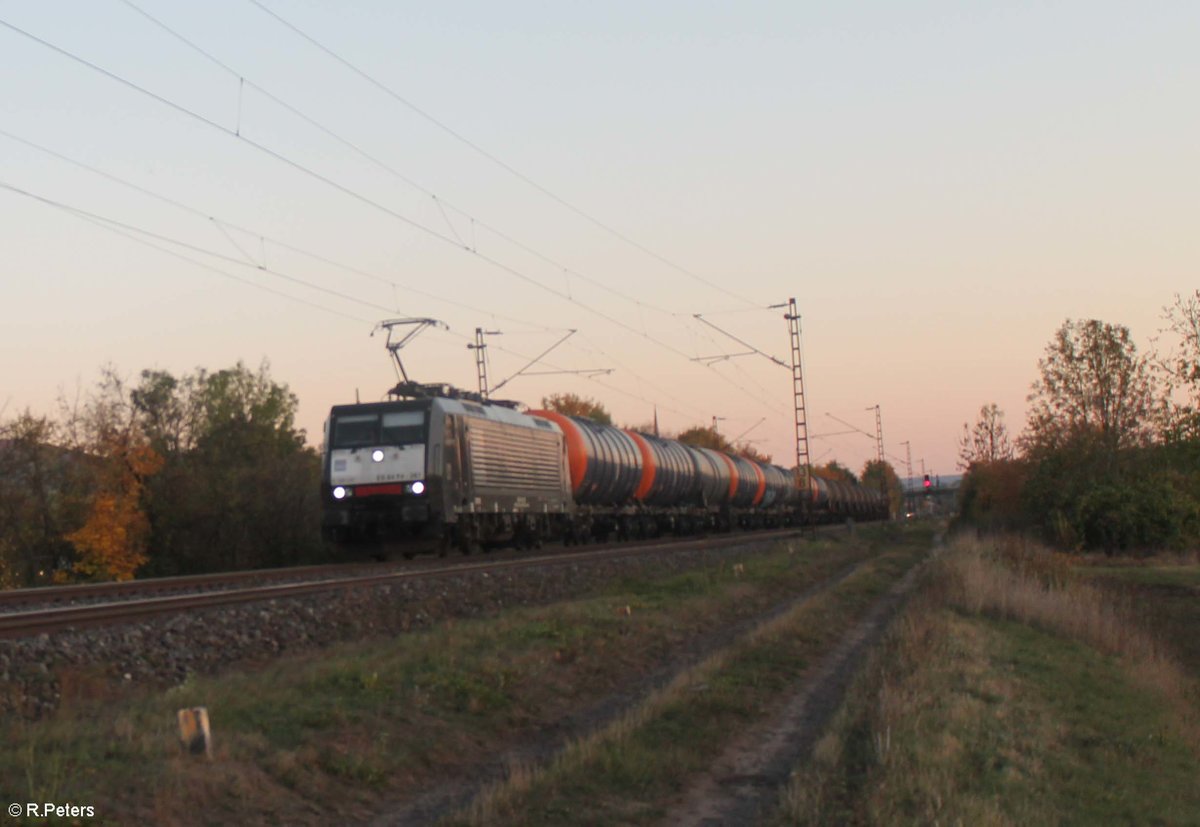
1 0 1197 481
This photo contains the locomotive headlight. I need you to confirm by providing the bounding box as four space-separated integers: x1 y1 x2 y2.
410 480 425 495
332 486 347 500
371 449 385 462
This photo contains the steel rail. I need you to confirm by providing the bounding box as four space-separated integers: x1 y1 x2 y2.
0 529 806 640
0 560 405 610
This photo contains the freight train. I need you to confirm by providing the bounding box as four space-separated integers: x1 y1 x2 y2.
321 385 888 556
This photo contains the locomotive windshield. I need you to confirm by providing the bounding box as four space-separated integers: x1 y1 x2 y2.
332 410 426 448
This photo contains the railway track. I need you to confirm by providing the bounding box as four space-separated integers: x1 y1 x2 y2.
0 560 399 613
0 527 810 640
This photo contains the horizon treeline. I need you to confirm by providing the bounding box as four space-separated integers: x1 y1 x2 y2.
957 291 1200 553
0 361 323 586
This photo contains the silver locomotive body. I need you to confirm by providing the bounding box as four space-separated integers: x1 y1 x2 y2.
322 397 572 555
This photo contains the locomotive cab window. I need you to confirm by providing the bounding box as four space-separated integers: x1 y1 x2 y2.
332 410 427 448
381 411 425 445
332 414 379 448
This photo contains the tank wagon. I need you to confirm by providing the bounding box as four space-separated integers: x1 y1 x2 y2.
322 389 888 556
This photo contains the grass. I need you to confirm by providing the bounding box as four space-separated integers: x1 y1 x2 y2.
0 526 923 825
777 534 1200 826
1080 563 1200 673
451 531 933 825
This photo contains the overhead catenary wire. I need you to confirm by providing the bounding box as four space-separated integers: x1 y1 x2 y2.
445 333 711 424
0 127 555 333
2 15 803 442
0 131 719 425
0 180 399 318
0 126 730 420
0 122 720 422
245 0 761 311
5 178 631 408
567 331 786 420
118 0 680 318
0 17 781 404
2 183 372 325
0 18 763 384
119 0 791 413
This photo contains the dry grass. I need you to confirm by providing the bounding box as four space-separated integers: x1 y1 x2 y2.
1077 547 1200 568
943 534 1200 745
5 533 899 825
463 604 766 824
460 540 932 825
777 532 1200 826
778 586 1019 826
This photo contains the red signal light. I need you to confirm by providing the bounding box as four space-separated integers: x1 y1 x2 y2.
923 474 931 489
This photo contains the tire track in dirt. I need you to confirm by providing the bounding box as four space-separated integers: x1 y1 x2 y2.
371 546 881 826
662 540 940 826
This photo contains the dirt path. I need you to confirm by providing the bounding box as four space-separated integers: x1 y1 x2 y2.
661 541 938 826
370 553 875 826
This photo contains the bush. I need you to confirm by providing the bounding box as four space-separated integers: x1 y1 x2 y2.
1021 443 1200 554
954 459 1028 534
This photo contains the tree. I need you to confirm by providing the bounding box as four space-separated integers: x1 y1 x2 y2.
1156 290 1200 440
1 361 323 581
540 393 612 425
136 361 320 575
65 439 162 581
732 442 772 464
861 459 902 516
812 461 857 483
1023 319 1155 457
958 403 1015 470
956 404 1023 534
191 361 306 455
1017 319 1193 553
955 458 1028 533
676 426 730 452
60 368 164 581
131 369 193 455
0 411 86 586
1159 290 1200 393
669 424 772 464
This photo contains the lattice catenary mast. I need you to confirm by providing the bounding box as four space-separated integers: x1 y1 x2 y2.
785 298 811 490
467 327 501 400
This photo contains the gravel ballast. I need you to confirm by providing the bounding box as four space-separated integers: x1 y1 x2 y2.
1 538 792 719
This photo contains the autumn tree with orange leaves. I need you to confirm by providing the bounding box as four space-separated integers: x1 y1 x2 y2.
1 361 319 585
66 439 162 581
62 369 163 581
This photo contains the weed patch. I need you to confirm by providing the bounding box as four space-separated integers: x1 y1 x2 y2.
1 531 904 825
778 534 1200 826
453 533 933 826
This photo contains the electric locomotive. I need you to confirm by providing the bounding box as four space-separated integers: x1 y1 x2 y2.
321 387 572 556
322 385 890 557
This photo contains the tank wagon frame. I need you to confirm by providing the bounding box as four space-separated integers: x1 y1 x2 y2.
322 389 888 557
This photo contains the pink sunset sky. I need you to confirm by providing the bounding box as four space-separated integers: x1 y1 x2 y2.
2 1 1196 480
